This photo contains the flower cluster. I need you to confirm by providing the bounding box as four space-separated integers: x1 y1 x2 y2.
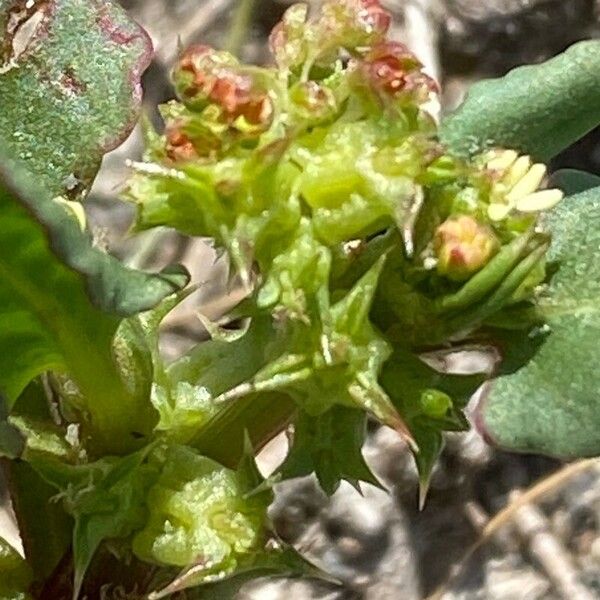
122 0 563 586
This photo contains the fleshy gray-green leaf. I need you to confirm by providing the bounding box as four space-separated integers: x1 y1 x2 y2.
440 41 600 161
0 158 187 448
477 187 600 457
549 169 600 196
0 0 152 197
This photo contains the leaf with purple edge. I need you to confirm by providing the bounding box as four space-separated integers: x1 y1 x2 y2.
0 0 153 197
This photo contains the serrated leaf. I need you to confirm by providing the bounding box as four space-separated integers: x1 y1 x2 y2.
440 41 600 161
280 406 381 495
0 0 152 197
32 447 156 599
0 158 188 448
410 426 443 511
381 350 485 504
477 187 600 457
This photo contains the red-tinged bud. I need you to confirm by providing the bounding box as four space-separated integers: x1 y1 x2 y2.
289 81 337 124
355 42 438 107
172 45 238 109
209 72 273 132
173 45 273 134
165 122 199 163
269 3 309 69
357 0 392 38
434 215 499 281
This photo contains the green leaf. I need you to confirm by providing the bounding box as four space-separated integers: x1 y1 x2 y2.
549 169 600 196
7 462 73 583
0 0 152 197
149 546 335 600
0 536 33 600
381 350 485 504
0 394 25 459
168 316 275 399
32 447 157 599
440 41 600 161
2 384 77 582
477 187 600 457
0 158 188 448
226 257 410 437
280 406 381 495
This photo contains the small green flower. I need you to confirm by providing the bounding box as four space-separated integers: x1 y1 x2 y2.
321 0 391 51
269 3 310 70
289 81 338 125
172 45 273 136
172 45 238 110
132 446 270 571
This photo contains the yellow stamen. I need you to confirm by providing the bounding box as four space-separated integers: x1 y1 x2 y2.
515 188 564 213
506 163 547 202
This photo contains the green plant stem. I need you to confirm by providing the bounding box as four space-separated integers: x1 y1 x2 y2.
192 392 296 468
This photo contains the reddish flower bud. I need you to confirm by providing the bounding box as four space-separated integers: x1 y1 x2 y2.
172 45 238 109
173 45 273 134
353 42 438 107
434 215 499 281
356 0 392 38
165 122 199 163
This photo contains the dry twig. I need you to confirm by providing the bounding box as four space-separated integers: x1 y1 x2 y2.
427 458 600 600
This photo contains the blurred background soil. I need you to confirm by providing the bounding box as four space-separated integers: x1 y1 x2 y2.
5 1 600 599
